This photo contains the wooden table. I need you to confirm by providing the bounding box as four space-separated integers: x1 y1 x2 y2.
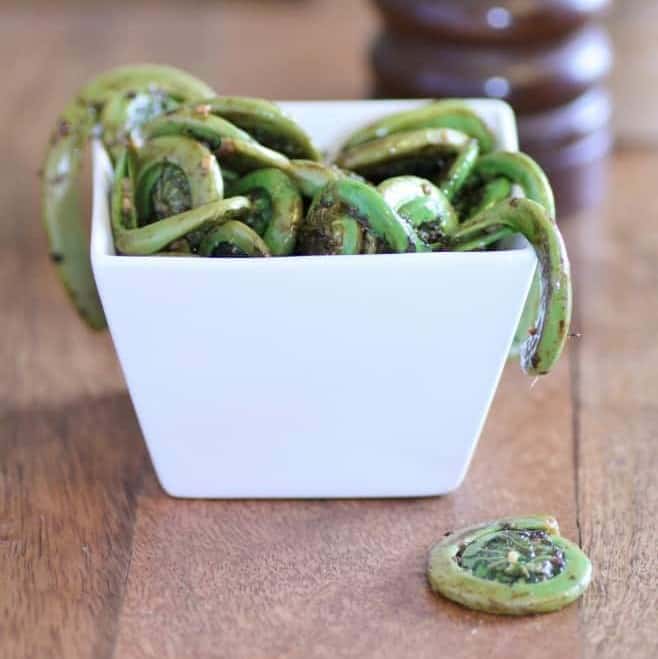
1 2 656 657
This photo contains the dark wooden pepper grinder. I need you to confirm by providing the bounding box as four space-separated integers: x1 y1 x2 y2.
370 0 613 217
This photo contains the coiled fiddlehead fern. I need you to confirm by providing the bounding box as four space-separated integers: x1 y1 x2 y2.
110 144 251 256
42 64 215 328
297 178 429 255
453 198 571 376
377 176 458 245
427 515 592 615
228 168 303 256
338 99 496 154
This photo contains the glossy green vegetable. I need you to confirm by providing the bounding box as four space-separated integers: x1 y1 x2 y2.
134 136 224 223
284 159 346 197
335 128 470 179
453 227 514 252
453 198 572 375
42 64 215 328
428 515 592 615
215 135 291 174
230 168 303 256
474 151 556 219
204 96 321 161
141 105 254 147
468 153 556 364
199 221 271 257
466 177 513 219
339 100 496 153
378 176 458 245
111 147 250 255
439 138 479 201
298 179 429 255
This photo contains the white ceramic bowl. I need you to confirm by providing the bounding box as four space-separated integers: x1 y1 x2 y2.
91 99 536 498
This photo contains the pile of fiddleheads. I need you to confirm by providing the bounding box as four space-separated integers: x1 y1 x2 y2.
42 65 571 376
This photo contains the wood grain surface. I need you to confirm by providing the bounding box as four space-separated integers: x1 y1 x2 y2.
0 2 656 658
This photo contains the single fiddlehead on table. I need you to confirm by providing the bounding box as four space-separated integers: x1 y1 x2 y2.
427 515 591 615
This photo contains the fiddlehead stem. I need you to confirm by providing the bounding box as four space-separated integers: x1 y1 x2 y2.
141 106 255 148
454 198 572 375
215 136 291 174
230 168 303 256
339 100 495 153
439 138 479 201
451 227 514 252
283 160 347 197
464 177 513 219
204 97 321 161
334 128 470 182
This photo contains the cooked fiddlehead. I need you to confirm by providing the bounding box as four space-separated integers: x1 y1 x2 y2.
134 136 224 222
335 128 470 182
472 151 556 219
204 97 321 161
141 105 255 148
199 221 271 257
439 138 480 201
229 168 303 256
339 100 495 153
428 515 591 615
453 198 572 375
215 136 291 174
297 178 429 255
284 160 347 197
377 176 458 245
111 146 250 255
42 64 215 328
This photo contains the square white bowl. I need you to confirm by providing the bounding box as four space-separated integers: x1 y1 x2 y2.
91 99 536 498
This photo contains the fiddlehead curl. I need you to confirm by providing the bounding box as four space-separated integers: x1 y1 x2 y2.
453 198 572 375
42 64 216 328
111 144 251 256
377 176 458 245
338 99 496 153
229 168 303 256
428 515 591 615
298 178 429 255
